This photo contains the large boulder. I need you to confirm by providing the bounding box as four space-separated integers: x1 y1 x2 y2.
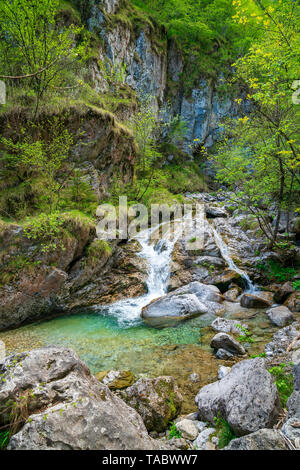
283 363 300 449
224 429 289 450
266 306 294 327
141 281 223 327
0 347 163 450
240 291 274 308
121 376 182 433
210 333 246 356
195 358 281 436
141 293 208 328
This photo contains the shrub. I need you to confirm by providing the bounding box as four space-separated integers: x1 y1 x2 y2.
268 363 294 408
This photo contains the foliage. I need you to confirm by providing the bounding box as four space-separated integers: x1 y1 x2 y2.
213 414 236 449
250 352 266 358
0 430 9 449
256 259 298 283
292 280 300 291
211 0 300 248
22 211 66 253
234 323 254 343
168 422 182 439
0 0 88 117
268 363 294 408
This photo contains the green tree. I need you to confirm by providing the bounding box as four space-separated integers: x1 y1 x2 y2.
212 0 300 248
0 0 87 117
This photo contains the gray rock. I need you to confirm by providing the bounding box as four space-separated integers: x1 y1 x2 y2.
216 348 234 360
223 287 240 302
265 325 300 357
193 427 216 450
205 206 228 218
282 418 300 448
218 365 231 380
211 333 246 356
211 317 248 335
266 306 294 327
176 419 199 441
173 281 223 304
121 376 182 432
223 429 289 450
195 358 281 436
141 293 208 328
1 347 162 450
240 291 274 308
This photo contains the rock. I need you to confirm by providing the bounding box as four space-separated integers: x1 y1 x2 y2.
273 282 295 303
194 256 225 268
189 373 200 383
1 347 162 450
121 376 182 432
205 206 227 218
212 270 243 293
286 363 300 420
216 348 234 360
266 306 294 327
211 333 246 356
193 427 216 450
284 292 300 312
95 370 135 389
195 358 281 436
223 429 289 450
218 365 231 380
282 418 300 449
265 324 300 357
211 317 248 335
223 287 241 302
240 291 274 308
173 281 223 304
141 293 208 328
168 437 189 450
175 419 199 440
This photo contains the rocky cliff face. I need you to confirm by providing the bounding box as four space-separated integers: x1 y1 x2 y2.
83 0 242 152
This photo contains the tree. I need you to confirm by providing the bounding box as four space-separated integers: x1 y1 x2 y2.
212 0 300 248
0 0 87 117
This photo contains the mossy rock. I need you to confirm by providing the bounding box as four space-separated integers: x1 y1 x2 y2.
95 370 135 390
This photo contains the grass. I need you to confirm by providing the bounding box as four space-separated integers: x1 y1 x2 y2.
213 414 236 449
168 422 182 440
256 259 298 284
268 363 294 408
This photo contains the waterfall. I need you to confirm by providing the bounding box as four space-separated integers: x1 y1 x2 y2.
211 226 256 293
98 221 181 327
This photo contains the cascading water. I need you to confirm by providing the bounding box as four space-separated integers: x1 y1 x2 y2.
98 222 181 327
211 226 257 293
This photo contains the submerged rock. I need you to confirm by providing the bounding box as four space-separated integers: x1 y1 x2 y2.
266 306 294 327
195 358 281 436
240 291 274 308
210 333 246 356
95 370 135 390
121 376 182 433
1 347 162 450
224 429 289 450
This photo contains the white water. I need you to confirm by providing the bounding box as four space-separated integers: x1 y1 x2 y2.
98 221 182 327
211 226 256 293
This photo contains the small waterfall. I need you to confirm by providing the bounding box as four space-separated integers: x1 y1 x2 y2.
98 221 181 327
211 226 256 293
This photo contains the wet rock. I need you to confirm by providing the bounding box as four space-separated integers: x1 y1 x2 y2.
95 370 135 390
265 324 300 357
284 292 300 312
240 291 274 308
195 358 281 436
266 306 294 327
121 376 182 432
141 293 208 328
212 270 243 293
218 365 231 380
211 333 246 356
205 206 227 219
216 348 234 360
223 429 289 450
175 419 199 440
211 317 248 335
223 287 241 302
193 427 216 450
1 347 162 450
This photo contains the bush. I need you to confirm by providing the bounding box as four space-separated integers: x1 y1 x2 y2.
268 363 294 408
